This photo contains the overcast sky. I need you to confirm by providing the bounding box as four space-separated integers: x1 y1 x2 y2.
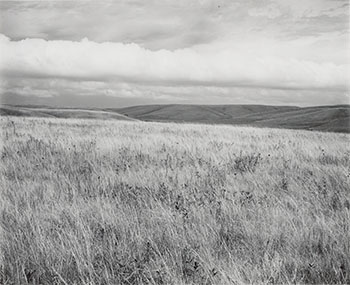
0 0 349 107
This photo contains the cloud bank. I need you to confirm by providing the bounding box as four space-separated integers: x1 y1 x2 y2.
0 0 348 107
0 34 348 91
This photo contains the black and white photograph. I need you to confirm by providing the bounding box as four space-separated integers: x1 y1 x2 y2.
0 0 349 284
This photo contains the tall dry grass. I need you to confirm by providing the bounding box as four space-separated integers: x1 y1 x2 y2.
0 116 349 284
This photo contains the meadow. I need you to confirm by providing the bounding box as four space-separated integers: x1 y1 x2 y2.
0 116 349 284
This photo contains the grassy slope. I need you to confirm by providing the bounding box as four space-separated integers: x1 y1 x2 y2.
1 116 349 284
114 104 350 133
0 106 138 121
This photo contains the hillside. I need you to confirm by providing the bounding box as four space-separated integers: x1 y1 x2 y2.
0 105 138 121
1 104 349 133
114 104 350 133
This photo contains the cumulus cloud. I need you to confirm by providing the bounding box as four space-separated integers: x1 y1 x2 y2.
0 34 348 91
0 0 348 107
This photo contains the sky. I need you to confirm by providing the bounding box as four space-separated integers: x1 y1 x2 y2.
0 0 349 108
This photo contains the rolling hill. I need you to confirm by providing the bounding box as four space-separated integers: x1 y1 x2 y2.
113 104 350 133
0 105 138 121
1 104 349 133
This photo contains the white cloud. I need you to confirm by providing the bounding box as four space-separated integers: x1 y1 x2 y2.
0 34 348 91
5 86 58 98
0 1 348 107
248 5 282 19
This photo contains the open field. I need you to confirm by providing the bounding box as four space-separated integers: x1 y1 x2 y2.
1 116 350 284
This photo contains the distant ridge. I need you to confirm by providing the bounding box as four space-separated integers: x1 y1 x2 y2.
1 104 349 133
112 104 350 133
